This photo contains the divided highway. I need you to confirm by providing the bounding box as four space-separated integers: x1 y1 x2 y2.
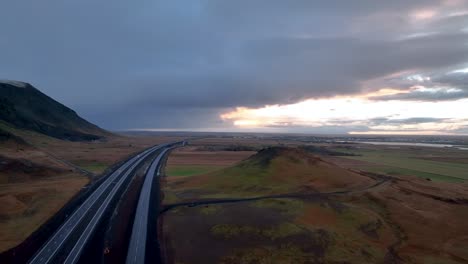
28 142 182 264
126 146 174 264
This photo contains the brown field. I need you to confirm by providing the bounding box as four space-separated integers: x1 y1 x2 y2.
0 174 87 251
167 146 254 166
1 124 184 174
352 177 468 263
161 140 468 264
20 132 183 175
0 130 182 253
189 137 281 147
3 131 468 261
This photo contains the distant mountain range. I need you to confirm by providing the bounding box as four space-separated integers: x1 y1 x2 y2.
0 80 108 141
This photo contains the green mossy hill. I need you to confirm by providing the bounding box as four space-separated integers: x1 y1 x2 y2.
175 147 375 197
237 146 323 168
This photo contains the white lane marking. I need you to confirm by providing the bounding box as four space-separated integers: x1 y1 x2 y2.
63 146 166 264
29 146 162 264
64 143 177 264
127 147 173 264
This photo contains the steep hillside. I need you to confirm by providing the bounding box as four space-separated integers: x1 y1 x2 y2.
0 127 27 146
168 146 376 199
0 80 108 141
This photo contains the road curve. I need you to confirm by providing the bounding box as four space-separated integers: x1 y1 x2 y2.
160 175 392 214
28 144 167 264
126 143 181 264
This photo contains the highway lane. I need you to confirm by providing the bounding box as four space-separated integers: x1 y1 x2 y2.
126 143 181 264
28 144 167 264
64 142 179 264
64 146 167 264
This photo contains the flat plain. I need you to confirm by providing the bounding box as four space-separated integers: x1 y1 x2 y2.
328 144 468 182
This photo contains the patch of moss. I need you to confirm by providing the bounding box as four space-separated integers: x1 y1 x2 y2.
166 165 222 177
252 198 304 216
211 223 304 241
338 206 374 229
326 242 386 263
199 205 221 215
262 223 303 240
79 162 107 174
162 191 180 204
211 224 255 239
220 243 309 264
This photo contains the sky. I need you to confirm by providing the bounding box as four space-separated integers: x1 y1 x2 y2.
1 0 468 135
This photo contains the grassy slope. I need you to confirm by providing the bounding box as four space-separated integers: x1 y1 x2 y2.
165 147 375 200
0 81 108 141
0 121 170 174
0 126 91 251
0 122 183 252
166 165 224 177
0 175 87 251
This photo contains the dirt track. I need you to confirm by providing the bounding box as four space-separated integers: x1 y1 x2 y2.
160 173 392 214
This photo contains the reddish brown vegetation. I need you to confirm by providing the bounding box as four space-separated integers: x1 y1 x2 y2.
161 145 468 263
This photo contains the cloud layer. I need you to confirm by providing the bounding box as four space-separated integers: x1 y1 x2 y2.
1 1 467 132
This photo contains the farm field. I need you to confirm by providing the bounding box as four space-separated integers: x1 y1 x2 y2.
166 146 254 177
328 144 468 182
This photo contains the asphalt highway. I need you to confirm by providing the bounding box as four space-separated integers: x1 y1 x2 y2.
126 146 173 264
28 144 169 264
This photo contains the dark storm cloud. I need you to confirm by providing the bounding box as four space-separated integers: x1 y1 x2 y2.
1 0 468 129
371 70 468 101
371 89 468 101
425 13 468 34
264 124 370 135
433 71 468 89
369 117 449 125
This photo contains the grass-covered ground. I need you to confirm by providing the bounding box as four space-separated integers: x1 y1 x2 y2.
331 145 468 182
162 197 399 263
166 165 223 177
0 125 183 253
0 175 88 251
73 161 108 174
164 147 374 200
161 142 468 264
